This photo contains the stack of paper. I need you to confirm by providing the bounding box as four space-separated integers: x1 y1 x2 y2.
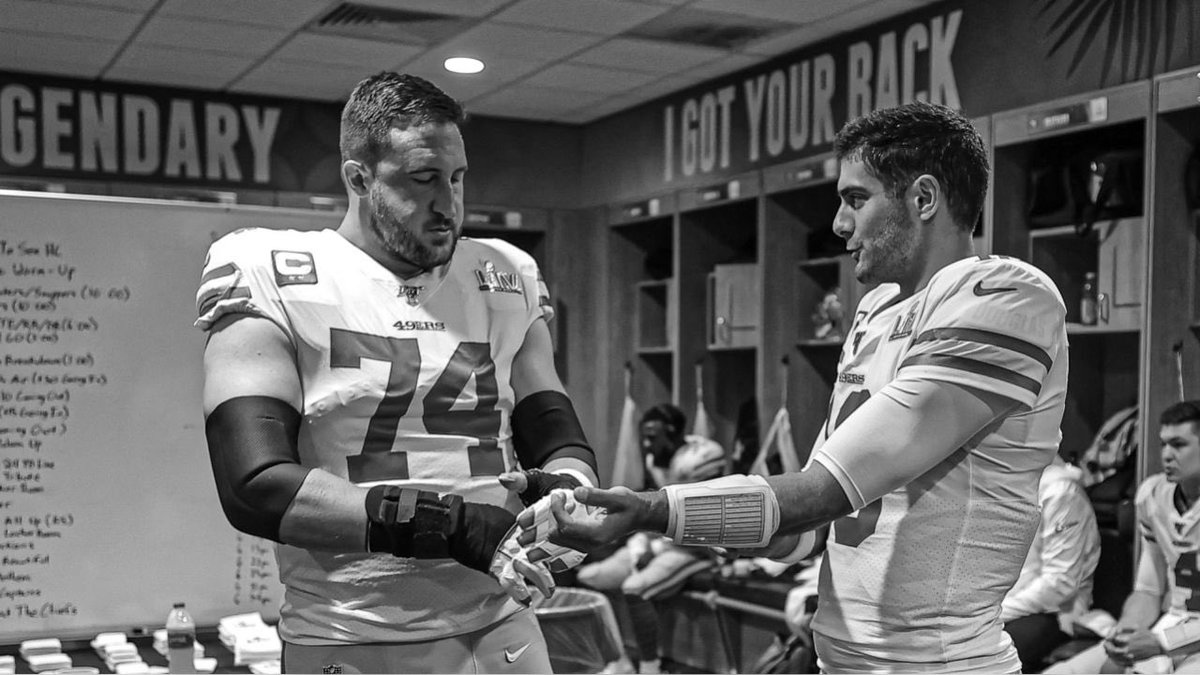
19 639 70 673
217 612 281 666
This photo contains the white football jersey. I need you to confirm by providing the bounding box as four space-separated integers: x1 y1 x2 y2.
810 255 1069 672
196 228 551 645
1135 473 1200 615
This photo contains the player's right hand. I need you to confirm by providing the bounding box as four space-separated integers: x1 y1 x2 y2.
543 486 652 551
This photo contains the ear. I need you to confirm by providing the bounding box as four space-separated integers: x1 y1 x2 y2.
912 174 941 223
341 160 371 197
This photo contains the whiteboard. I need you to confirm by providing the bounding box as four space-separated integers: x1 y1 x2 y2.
0 190 339 642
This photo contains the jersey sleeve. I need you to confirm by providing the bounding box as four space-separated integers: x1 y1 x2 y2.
1135 474 1165 548
898 258 1065 409
1132 474 1168 596
475 237 554 326
194 228 292 340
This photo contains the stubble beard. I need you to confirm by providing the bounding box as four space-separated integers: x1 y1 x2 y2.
858 200 915 286
369 184 458 272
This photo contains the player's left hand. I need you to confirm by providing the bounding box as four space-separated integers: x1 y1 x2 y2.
490 488 589 605
489 524 556 606
499 469 581 507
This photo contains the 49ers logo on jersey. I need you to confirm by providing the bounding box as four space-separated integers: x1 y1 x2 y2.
272 250 318 286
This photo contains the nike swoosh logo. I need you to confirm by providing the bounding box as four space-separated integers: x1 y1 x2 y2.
505 644 530 664
973 280 1017 296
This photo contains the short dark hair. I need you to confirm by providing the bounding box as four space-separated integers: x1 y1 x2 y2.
1161 401 1200 428
642 403 686 436
834 101 989 232
340 72 466 167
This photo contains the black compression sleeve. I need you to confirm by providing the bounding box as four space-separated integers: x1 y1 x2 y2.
205 396 311 542
511 390 598 474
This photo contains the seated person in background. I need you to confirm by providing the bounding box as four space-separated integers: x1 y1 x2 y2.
1002 454 1101 672
1046 401 1200 674
578 404 726 674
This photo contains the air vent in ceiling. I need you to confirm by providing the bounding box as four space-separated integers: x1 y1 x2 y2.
627 8 792 50
309 2 472 45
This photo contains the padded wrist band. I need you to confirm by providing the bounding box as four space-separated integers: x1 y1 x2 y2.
1156 617 1200 654
205 395 311 542
663 474 780 548
365 485 461 559
512 390 597 474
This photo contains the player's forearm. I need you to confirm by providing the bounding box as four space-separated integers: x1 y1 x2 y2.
629 466 850 547
277 469 369 550
767 463 854 535
1116 591 1163 631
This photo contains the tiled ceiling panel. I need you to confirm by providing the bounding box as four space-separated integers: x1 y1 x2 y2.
106 46 254 89
0 30 122 78
135 16 289 58
232 60 371 101
156 0 330 29
271 33 425 70
491 0 670 35
523 63 662 95
352 0 516 18
1 0 143 39
438 23 607 63
691 0 878 24
572 37 726 75
0 0 945 124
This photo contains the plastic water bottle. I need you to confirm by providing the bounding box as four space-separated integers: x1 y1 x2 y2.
166 602 197 674
1080 272 1099 325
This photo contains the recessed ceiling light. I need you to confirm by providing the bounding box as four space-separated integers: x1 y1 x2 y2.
444 57 484 74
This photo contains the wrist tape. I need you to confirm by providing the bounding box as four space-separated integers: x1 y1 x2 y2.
365 485 462 559
663 474 780 548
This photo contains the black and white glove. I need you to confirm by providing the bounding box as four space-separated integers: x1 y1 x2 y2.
364 485 553 602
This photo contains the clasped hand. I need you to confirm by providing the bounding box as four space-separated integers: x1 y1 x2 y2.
1103 627 1163 665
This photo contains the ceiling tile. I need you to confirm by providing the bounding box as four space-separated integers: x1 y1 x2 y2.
350 0 518 18
523 63 660 94
816 0 933 34
491 0 669 36
51 0 159 9
739 24 837 56
133 16 289 58
439 23 606 64
0 30 121 78
272 33 425 70
470 84 609 122
572 37 725 74
1 0 143 39
671 52 761 85
232 61 369 101
690 0 861 24
106 45 252 89
157 0 330 30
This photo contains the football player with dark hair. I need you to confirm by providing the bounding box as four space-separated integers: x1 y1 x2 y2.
196 71 596 674
540 102 1070 673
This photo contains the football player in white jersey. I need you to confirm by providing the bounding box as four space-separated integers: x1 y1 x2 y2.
196 72 597 674
1046 401 1200 674
537 101 1069 673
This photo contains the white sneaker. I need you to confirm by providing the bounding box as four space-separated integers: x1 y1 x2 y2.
638 658 662 674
